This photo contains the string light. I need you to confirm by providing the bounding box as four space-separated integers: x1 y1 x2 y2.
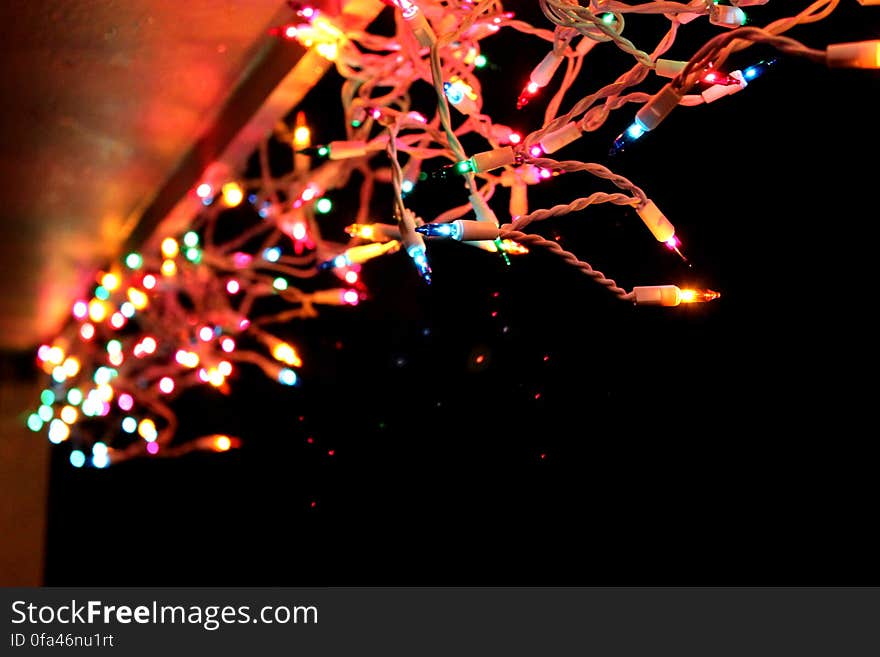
32 0 878 467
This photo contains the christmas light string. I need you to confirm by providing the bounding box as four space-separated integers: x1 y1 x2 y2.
28 0 880 466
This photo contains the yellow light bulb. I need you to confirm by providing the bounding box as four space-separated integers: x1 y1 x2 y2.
60 405 78 425
214 435 232 452
293 126 311 148
448 76 478 101
313 16 345 40
342 240 401 264
96 383 114 402
272 342 302 367
62 357 80 377
161 237 179 258
127 287 149 310
345 223 399 242
161 259 177 277
88 299 108 322
46 346 64 365
49 421 70 442
679 289 720 304
138 418 157 440
207 368 225 387
316 42 339 61
499 239 528 255
101 272 120 291
222 182 244 207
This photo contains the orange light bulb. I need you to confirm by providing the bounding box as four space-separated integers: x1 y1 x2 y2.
679 289 721 304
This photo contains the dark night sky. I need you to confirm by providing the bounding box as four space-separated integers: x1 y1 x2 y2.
46 3 879 585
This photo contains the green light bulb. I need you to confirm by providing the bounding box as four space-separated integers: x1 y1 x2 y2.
67 388 83 405
315 197 333 214
27 414 43 432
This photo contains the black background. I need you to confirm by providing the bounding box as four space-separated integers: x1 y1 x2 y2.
45 2 879 585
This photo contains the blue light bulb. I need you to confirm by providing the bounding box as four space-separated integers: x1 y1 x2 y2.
610 118 648 155
626 121 646 139
70 450 86 468
406 245 432 283
415 222 461 240
278 368 298 386
444 82 465 105
742 58 776 82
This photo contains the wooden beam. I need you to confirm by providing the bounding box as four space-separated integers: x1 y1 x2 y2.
122 0 383 251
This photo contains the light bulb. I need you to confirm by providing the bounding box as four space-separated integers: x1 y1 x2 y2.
222 182 244 207
632 285 720 307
